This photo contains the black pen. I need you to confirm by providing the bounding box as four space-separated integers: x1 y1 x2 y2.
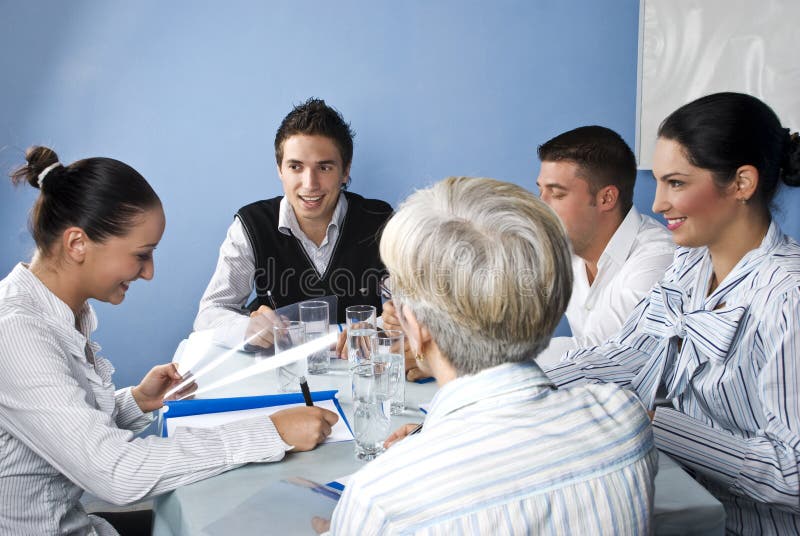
408 423 423 435
299 376 314 407
266 290 279 311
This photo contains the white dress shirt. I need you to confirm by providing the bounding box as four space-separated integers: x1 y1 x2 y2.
0 264 290 535
327 362 657 535
194 194 347 331
537 207 674 367
545 222 800 535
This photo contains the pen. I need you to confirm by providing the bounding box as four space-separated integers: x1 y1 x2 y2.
266 290 278 311
408 423 423 435
379 280 392 300
299 376 314 407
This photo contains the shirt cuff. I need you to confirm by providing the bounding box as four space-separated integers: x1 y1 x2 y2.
652 406 746 488
115 387 154 430
218 415 293 464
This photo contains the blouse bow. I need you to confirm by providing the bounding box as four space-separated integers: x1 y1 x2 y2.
633 282 746 407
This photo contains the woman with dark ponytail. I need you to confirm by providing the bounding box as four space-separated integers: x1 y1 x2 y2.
545 93 800 534
0 148 338 535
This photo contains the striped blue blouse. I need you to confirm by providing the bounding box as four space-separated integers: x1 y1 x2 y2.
327 361 657 535
545 222 800 535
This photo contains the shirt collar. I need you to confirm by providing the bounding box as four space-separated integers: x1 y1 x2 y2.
424 362 554 429
278 193 348 244
12 263 96 339
599 206 641 268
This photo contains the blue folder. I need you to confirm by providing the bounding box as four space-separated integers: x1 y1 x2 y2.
161 390 351 437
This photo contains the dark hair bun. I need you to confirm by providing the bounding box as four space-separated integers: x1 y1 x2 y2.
9 146 60 189
783 131 800 187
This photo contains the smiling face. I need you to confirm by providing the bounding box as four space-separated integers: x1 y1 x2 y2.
81 206 165 304
651 138 740 249
277 134 350 230
536 160 601 259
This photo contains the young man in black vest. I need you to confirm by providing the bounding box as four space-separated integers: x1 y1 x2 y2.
194 98 392 348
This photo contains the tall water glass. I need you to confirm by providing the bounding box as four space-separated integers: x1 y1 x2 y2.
373 330 405 415
274 321 306 392
346 305 377 366
351 362 392 461
300 301 330 374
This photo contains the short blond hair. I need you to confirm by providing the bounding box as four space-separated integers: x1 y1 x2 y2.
380 177 573 374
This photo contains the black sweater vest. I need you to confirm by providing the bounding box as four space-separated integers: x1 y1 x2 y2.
236 192 392 323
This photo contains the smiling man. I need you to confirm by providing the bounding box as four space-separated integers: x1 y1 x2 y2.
535 126 674 366
195 98 392 336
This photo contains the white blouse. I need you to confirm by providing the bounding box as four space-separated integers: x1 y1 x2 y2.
0 264 290 535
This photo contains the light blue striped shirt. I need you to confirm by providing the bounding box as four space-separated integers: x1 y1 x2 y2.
328 361 657 535
546 222 800 535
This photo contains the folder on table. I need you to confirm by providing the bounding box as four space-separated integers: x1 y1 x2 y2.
161 390 353 442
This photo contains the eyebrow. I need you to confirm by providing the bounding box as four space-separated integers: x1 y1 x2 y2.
138 243 159 249
655 172 690 181
536 181 568 191
285 159 339 166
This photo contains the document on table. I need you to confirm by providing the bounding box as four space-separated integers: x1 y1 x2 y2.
164 399 353 444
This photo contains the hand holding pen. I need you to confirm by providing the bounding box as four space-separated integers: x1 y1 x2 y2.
383 422 423 449
244 291 284 350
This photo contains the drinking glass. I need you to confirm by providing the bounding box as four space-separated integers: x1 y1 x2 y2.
300 301 330 375
346 305 377 366
373 330 405 415
351 362 392 461
274 321 306 392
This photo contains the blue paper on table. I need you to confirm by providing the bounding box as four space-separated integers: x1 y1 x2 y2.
161 390 351 438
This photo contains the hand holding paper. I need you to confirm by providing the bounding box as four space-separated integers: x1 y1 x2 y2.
133 363 196 412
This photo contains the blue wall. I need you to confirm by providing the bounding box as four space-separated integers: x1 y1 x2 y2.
2 1 798 387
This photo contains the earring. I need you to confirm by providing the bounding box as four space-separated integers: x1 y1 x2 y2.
414 352 425 361
739 197 749 205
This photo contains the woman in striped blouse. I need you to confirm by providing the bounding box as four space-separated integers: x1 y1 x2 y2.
0 147 338 535
546 92 800 534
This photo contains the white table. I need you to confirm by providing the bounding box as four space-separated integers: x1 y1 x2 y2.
152 337 726 535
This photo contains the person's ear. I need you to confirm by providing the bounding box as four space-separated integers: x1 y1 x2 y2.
62 227 88 264
399 304 432 355
597 185 619 213
732 165 759 203
341 164 352 190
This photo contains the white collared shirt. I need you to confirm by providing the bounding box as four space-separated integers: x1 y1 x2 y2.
0 264 290 535
537 207 674 367
194 194 347 331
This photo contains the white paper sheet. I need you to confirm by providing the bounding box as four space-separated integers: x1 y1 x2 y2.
165 399 353 444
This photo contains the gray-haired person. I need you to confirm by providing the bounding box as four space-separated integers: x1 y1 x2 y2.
318 177 657 535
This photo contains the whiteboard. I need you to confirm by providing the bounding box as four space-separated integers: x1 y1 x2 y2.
636 0 800 168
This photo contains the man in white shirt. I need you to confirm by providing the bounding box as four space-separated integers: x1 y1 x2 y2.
535 126 674 367
194 98 392 348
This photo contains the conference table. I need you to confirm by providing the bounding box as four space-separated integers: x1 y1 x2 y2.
152 333 726 535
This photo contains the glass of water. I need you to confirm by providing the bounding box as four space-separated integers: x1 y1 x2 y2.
300 301 330 374
274 321 306 392
373 330 405 415
346 305 377 366
351 362 392 461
